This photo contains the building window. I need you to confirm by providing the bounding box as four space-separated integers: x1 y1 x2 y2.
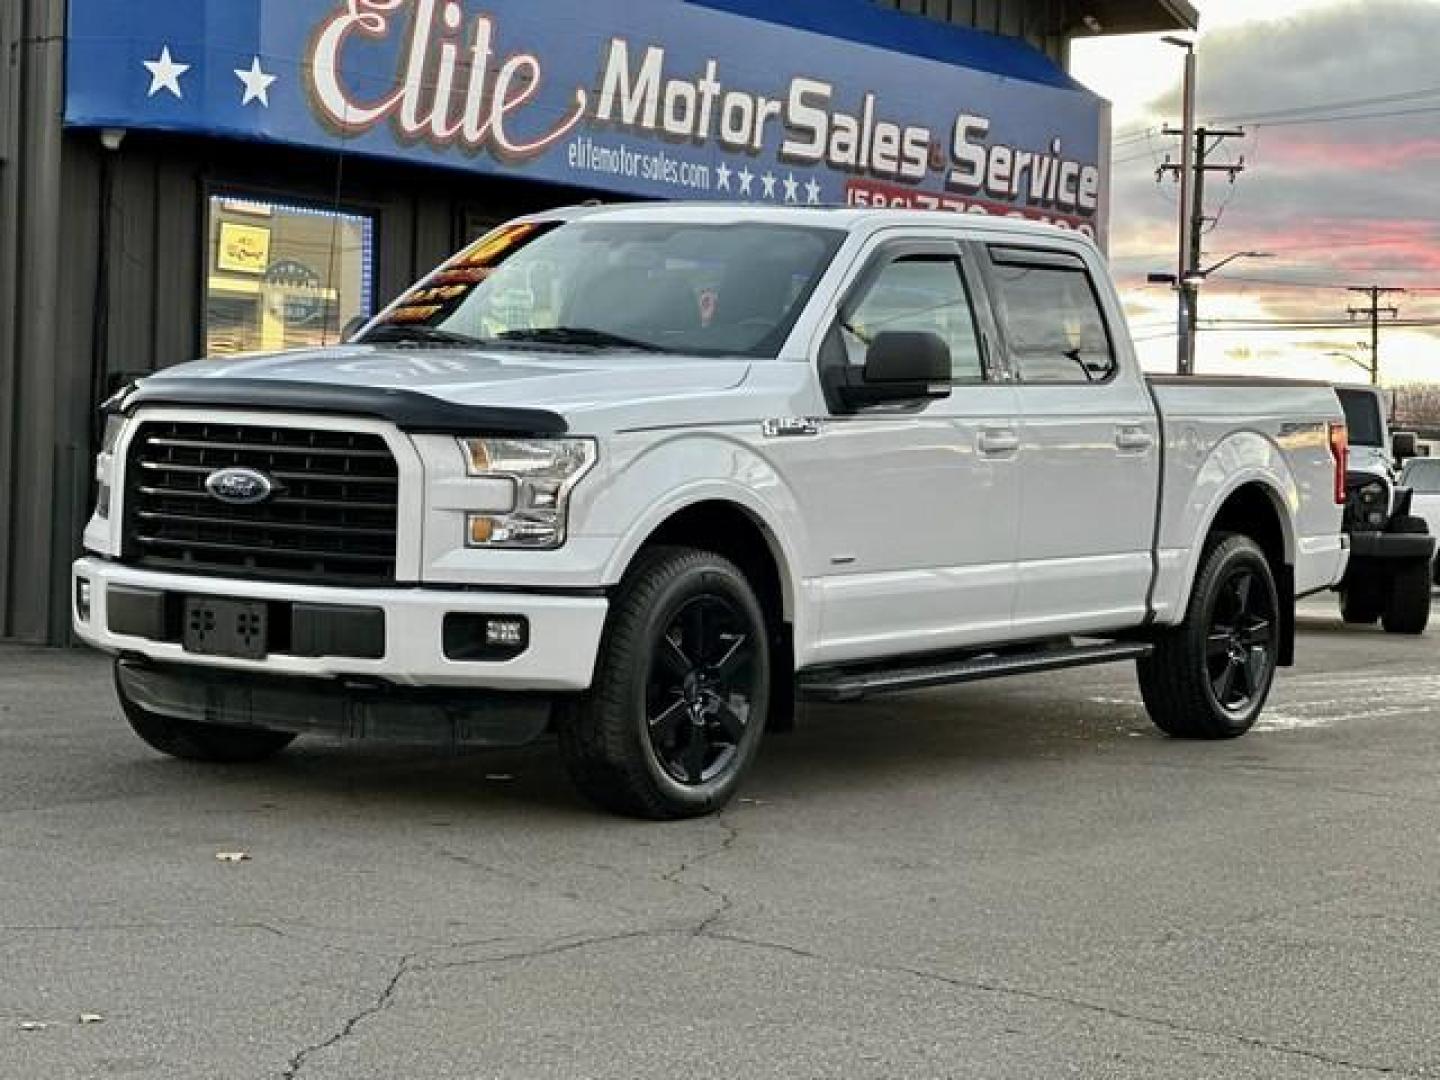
204 196 375 357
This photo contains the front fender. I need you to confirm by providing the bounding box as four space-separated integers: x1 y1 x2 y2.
584 430 810 616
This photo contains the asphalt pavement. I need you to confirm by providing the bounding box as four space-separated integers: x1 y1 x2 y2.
3 598 1439 1079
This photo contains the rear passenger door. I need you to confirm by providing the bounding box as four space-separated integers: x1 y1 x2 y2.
979 244 1160 637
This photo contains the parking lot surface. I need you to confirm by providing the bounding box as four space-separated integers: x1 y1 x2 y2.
3 599 1439 1079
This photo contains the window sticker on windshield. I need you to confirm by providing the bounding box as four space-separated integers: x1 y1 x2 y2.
456 222 542 268
384 303 443 324
375 221 560 328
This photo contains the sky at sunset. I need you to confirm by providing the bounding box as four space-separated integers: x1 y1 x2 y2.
1070 0 1440 385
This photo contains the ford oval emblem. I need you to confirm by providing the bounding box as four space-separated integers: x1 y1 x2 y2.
205 467 274 505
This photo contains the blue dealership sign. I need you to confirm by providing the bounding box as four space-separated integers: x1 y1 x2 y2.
65 0 1109 241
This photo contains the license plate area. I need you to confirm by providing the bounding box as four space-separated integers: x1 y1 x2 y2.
183 597 268 660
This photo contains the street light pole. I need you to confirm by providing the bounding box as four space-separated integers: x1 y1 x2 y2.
1162 37 1196 375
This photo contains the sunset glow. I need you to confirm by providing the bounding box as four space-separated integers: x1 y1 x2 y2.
1073 0 1440 385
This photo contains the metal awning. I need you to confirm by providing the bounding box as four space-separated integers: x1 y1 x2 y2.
1079 0 1200 35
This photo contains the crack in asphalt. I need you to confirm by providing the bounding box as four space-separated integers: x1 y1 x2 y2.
273 819 746 1077
281 953 413 1080
660 811 741 934
705 930 1419 1077
275 809 1412 1078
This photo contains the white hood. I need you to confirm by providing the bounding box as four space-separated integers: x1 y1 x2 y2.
151 346 752 415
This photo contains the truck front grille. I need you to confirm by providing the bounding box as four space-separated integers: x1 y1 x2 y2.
122 420 399 585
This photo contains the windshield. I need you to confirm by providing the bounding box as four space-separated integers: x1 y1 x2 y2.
1401 458 1440 492
360 219 845 358
1338 389 1384 448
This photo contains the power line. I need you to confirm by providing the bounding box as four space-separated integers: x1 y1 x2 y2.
1205 83 1440 125
1197 320 1440 329
1248 103 1440 129
1115 234 1440 261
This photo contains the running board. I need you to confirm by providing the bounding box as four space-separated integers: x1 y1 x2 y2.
797 642 1154 703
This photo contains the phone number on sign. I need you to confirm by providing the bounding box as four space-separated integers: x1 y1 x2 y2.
845 179 1097 240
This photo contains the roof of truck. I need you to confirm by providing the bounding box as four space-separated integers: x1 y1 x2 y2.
533 202 1100 249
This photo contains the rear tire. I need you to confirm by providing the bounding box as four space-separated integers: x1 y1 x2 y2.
558 547 770 819
1382 561 1432 635
1340 584 1383 625
1138 534 1279 740
117 666 296 763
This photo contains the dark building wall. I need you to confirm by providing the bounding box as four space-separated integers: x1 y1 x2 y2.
878 0 1071 64
6 122 607 643
1 0 68 642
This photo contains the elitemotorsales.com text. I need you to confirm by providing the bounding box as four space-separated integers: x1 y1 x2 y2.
593 40 1101 218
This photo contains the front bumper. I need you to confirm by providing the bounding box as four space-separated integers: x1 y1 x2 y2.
115 660 553 746
72 557 608 691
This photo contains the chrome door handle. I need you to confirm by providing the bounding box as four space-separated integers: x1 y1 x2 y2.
978 428 1021 456
1115 425 1155 452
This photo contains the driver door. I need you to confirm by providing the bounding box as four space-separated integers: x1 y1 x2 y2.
784 236 1021 667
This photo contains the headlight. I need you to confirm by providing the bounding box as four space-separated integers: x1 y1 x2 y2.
95 415 127 520
457 437 597 548
101 414 126 455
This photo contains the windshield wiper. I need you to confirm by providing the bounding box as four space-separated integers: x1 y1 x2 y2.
496 327 667 353
358 324 490 347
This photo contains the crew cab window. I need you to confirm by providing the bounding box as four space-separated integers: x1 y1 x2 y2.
988 248 1115 383
840 256 984 380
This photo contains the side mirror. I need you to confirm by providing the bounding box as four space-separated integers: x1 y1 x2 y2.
341 315 370 343
823 331 951 412
864 331 952 385
1393 430 1419 462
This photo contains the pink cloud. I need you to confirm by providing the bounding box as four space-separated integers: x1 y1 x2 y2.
1263 136 1440 171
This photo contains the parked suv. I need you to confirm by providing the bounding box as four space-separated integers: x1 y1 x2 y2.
1334 385 1435 632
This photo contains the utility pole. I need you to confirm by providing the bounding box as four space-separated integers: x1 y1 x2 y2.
1158 126 1247 375
1347 287 1403 386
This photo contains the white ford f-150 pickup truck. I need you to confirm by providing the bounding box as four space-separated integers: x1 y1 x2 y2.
74 205 1350 818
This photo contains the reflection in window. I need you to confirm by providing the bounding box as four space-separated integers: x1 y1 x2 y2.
204 196 374 357
990 259 1114 383
842 257 984 380
1401 459 1440 493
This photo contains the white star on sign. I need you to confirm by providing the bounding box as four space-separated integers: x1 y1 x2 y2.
144 46 190 99
737 167 754 196
715 161 732 192
761 172 777 199
805 178 823 205
234 57 277 107
782 173 799 204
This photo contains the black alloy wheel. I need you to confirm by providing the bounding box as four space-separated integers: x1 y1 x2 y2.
645 595 758 786
1204 566 1277 715
557 546 771 819
1138 533 1280 739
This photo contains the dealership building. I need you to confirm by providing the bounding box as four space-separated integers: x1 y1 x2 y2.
0 0 1196 644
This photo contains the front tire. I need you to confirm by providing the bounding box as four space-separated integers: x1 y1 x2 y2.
116 666 296 763
1138 534 1280 739
558 547 770 819
1382 561 1432 635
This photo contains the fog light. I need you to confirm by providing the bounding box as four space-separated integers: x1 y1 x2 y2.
443 613 529 661
486 618 525 648
468 515 496 545
76 577 92 622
